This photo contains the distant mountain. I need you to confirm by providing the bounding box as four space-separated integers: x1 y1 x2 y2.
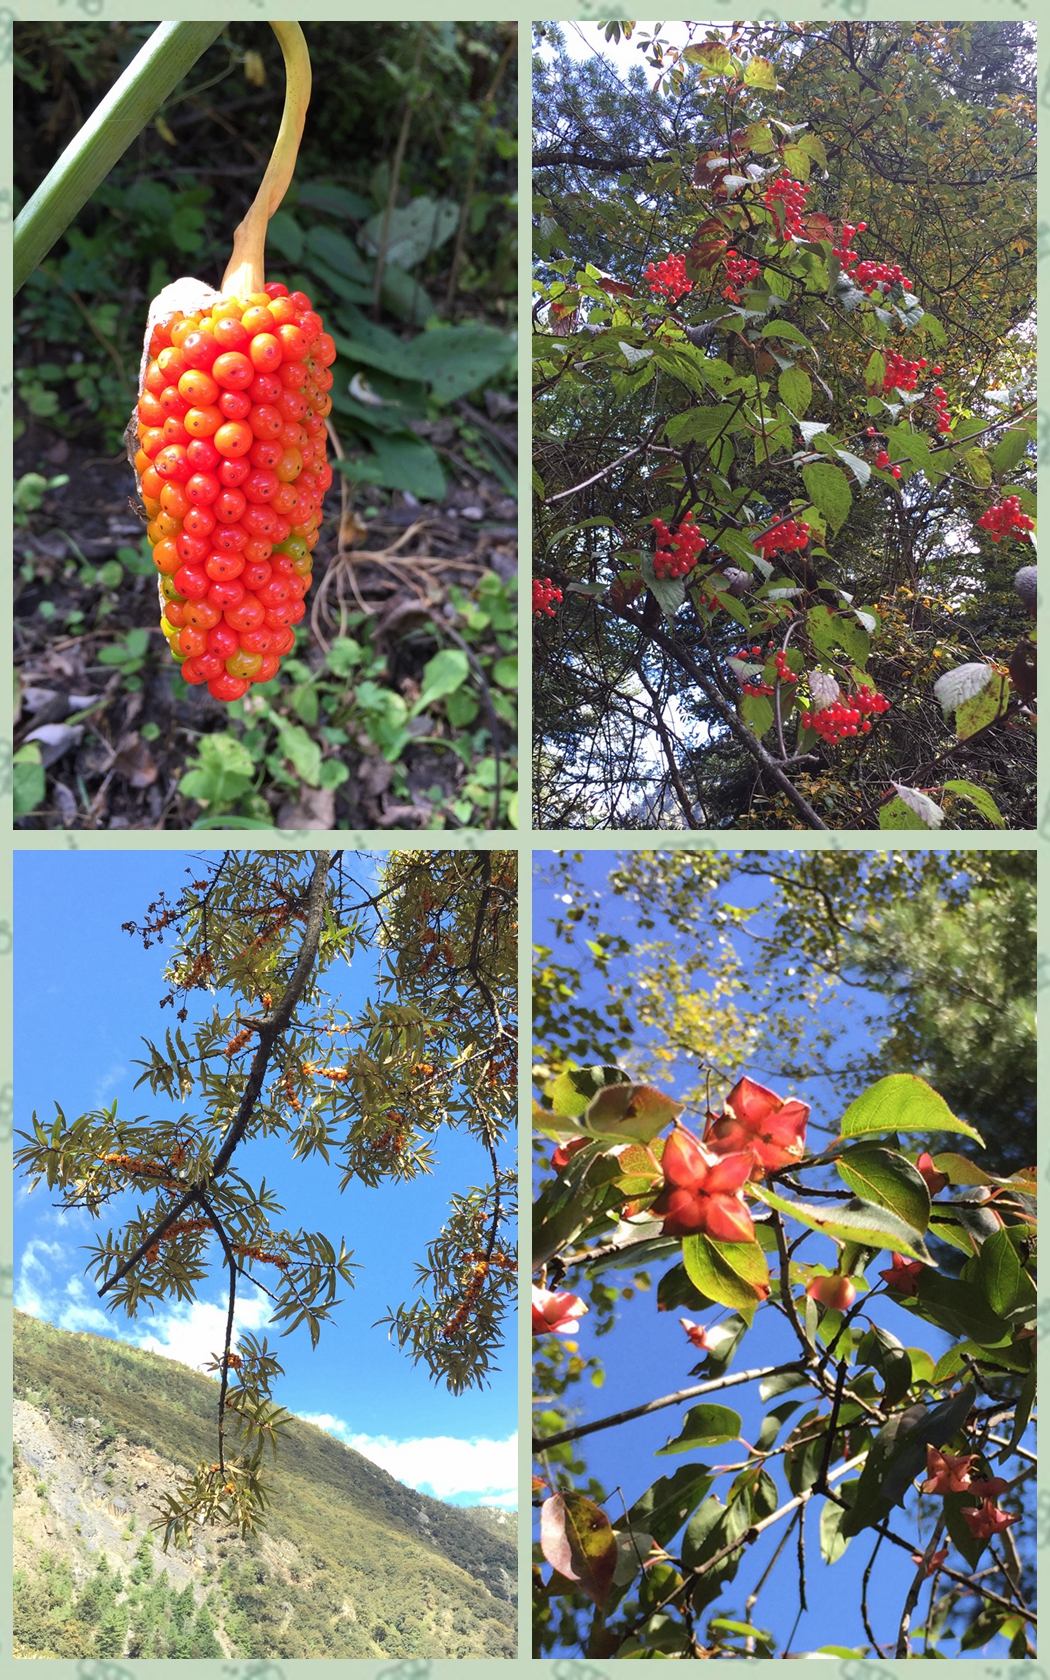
13 1311 517 1659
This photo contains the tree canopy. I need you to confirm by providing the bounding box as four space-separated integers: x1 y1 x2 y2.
17 848 517 1548
532 20 1036 830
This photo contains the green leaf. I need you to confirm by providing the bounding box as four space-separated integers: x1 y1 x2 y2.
546 1064 631 1120
806 604 869 666
942 779 1004 827
751 1184 933 1263
713 588 753 630
970 1227 1033 1318
837 1074 984 1146
959 446 993 488
740 693 773 738
743 54 777 89
179 733 255 808
778 366 812 415
359 196 459 271
13 743 46 816
394 323 516 403
274 723 322 788
836 1145 930 1234
532 467 545 498
305 222 372 283
412 648 470 714
879 795 930 831
990 429 1031 475
540 1491 617 1607
856 1325 913 1407
681 1233 768 1323
955 669 1010 740
657 1404 742 1454
759 320 814 351
819 1484 857 1563
626 1464 715 1547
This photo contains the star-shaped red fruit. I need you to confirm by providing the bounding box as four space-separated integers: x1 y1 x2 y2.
650 1124 755 1243
703 1076 809 1179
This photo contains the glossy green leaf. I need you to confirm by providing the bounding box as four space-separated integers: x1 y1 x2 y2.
681 1233 769 1324
837 1074 984 1146
751 1183 933 1263
819 1483 857 1563
802 461 852 533
836 1145 930 1234
626 1464 715 1547
580 1081 683 1142
657 1404 742 1455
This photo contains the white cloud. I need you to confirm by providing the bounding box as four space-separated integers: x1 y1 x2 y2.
299 1414 517 1505
92 1062 127 1104
132 1290 271 1371
16 1238 270 1371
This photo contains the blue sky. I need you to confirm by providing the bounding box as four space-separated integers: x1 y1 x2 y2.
533 851 1031 1658
15 851 517 1509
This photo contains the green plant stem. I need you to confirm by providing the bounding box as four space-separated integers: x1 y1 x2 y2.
372 25 428 316
14 22 227 294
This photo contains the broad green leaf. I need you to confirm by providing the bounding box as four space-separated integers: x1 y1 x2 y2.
685 40 734 73
540 1492 617 1606
990 429 1031 475
802 461 851 532
942 779 1005 828
836 1145 930 1233
682 1233 767 1324
959 446 993 488
546 1064 631 1119
713 588 753 630
751 1184 932 1263
412 648 469 714
740 693 774 738
743 54 776 89
657 1403 742 1454
806 604 869 666
969 1227 1034 1318
956 669 1010 740
837 1074 984 1146
756 1399 802 1451
760 321 814 350
626 1464 715 1547
856 1324 913 1406
778 366 812 415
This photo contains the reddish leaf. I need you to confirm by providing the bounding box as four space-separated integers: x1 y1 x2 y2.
540 1492 617 1606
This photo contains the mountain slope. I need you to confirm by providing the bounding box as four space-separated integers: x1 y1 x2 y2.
13 1311 516 1659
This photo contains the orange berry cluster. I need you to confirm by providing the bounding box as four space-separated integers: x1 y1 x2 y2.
755 518 810 558
100 1152 179 1186
135 282 336 702
442 1258 489 1339
233 1242 290 1270
225 1027 253 1057
763 173 808 239
652 509 707 580
721 247 760 303
644 251 692 301
533 578 562 616
977 495 1034 543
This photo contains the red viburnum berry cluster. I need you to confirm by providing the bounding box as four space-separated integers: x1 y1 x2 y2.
831 220 867 271
803 685 890 741
882 350 927 393
721 247 760 304
977 495 1035 543
644 252 692 302
763 173 808 239
853 258 912 296
774 649 798 683
930 373 951 433
652 509 707 580
533 578 562 616
755 518 810 558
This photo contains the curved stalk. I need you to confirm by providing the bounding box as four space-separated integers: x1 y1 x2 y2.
222 22 312 297
14 22 227 295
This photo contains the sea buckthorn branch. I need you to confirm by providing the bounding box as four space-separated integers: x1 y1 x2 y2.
96 851 332 1299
